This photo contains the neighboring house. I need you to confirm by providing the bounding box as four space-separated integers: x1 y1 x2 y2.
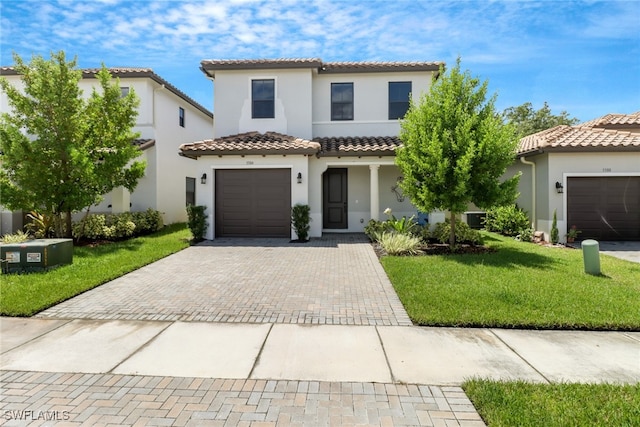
506 111 640 242
0 67 213 235
179 58 447 240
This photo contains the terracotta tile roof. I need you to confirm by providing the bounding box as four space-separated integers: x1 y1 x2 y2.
0 66 213 119
179 132 321 158
199 58 444 77
133 138 155 150
518 124 640 155
319 61 444 73
579 111 640 129
200 58 322 77
314 136 401 157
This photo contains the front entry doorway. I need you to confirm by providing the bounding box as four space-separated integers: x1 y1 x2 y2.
323 168 348 229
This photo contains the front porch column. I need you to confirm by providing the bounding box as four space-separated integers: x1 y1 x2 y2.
111 186 131 214
369 164 380 220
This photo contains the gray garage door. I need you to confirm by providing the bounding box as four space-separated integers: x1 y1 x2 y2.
567 176 640 241
215 169 291 237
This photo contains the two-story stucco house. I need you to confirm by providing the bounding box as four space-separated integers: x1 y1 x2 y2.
0 67 213 234
179 58 447 240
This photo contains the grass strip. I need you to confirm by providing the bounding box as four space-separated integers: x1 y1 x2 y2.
381 233 640 330
1 223 191 316
463 379 640 427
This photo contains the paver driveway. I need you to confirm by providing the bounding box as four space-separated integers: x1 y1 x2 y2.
37 234 412 326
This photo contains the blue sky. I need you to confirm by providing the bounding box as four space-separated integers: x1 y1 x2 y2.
1 0 639 122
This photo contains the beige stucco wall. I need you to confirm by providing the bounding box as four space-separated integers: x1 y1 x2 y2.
212 69 313 140
151 84 213 224
191 154 311 240
513 151 640 240
89 79 213 225
311 71 435 138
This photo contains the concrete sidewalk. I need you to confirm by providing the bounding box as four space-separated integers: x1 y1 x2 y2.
2 318 638 385
1 318 639 426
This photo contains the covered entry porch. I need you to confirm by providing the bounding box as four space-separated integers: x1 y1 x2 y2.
308 158 421 237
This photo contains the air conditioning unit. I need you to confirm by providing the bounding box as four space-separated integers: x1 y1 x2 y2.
465 212 486 230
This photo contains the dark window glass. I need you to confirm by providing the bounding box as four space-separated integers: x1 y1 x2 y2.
179 107 185 127
186 177 196 206
389 81 412 120
331 83 354 121
252 79 275 118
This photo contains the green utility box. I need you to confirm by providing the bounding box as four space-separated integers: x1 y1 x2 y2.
1 239 73 274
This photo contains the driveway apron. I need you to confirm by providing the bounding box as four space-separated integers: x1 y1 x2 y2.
36 234 412 326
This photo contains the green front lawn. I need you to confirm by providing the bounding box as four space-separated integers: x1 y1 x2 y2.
1 223 191 316
382 233 640 330
463 379 640 427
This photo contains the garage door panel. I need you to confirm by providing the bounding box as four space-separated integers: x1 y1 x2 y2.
568 177 640 241
215 169 291 237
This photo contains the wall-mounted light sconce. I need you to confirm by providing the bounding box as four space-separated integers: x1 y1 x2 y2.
555 181 563 194
201 173 207 184
297 172 302 184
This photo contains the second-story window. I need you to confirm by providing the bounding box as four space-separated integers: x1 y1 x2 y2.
120 87 130 98
252 79 275 119
331 83 353 121
389 81 412 120
179 107 185 127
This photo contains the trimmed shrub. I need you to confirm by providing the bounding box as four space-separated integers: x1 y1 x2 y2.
72 209 164 241
131 209 163 235
551 209 559 244
73 214 108 240
484 205 531 237
291 204 311 241
364 219 387 242
517 227 535 243
186 205 208 242
378 231 422 255
432 220 483 245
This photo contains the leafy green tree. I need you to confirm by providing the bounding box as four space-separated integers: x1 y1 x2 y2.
0 51 145 237
396 58 520 246
503 101 579 137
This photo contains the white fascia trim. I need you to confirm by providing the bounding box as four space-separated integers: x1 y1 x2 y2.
210 164 295 170
324 160 396 167
312 120 396 125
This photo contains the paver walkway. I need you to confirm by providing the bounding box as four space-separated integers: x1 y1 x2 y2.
37 235 411 326
1 372 483 426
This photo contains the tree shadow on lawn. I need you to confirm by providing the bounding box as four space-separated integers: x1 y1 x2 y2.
74 238 144 258
444 243 562 270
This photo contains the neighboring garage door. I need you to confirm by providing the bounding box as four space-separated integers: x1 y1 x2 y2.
567 176 640 241
215 169 291 237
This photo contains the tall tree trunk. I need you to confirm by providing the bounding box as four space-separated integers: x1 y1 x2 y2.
449 212 456 247
65 209 73 238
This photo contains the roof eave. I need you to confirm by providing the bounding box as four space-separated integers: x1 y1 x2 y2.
318 150 397 157
180 148 318 157
200 60 323 77
318 65 441 74
137 140 156 151
518 145 640 156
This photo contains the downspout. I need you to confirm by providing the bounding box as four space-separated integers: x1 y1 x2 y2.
520 156 536 229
